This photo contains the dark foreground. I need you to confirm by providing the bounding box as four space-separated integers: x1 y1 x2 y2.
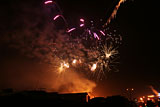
0 90 158 107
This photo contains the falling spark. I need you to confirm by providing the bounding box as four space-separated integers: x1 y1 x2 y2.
88 30 91 35
93 32 100 40
80 18 85 23
53 15 61 20
67 28 76 33
100 30 105 36
91 63 97 71
44 0 53 4
104 0 126 26
80 24 85 27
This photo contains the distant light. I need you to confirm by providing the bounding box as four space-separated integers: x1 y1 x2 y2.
148 95 154 98
131 88 134 91
140 97 143 101
158 93 160 96
126 88 129 91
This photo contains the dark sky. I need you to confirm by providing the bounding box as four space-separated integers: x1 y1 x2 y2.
0 0 159 98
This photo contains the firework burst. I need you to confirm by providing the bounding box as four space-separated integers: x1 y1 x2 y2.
43 0 125 81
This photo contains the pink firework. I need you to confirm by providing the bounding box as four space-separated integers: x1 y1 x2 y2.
67 28 76 33
80 24 84 27
80 18 85 23
93 32 100 40
44 0 53 4
53 15 61 20
100 30 105 36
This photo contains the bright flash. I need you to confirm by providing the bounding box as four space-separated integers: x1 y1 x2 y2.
58 61 69 73
103 43 118 59
91 63 97 71
105 52 111 58
64 62 69 68
72 59 77 64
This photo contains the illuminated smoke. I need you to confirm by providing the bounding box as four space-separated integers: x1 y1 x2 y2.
0 1 96 93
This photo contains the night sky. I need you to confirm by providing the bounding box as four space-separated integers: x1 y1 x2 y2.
0 0 159 98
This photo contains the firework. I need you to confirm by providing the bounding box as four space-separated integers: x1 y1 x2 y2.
43 0 124 81
104 0 126 26
44 0 53 5
72 59 77 64
99 30 105 36
53 15 61 20
67 28 76 33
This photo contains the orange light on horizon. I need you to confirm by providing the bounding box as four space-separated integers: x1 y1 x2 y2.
148 95 155 98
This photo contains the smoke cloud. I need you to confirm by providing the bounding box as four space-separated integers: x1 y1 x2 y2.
0 0 96 93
